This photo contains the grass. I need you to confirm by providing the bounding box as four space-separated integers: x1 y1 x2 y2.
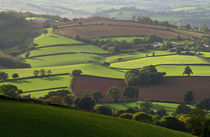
99 36 144 43
111 55 208 69
106 51 175 63
0 99 194 137
34 28 82 47
24 53 104 67
201 52 210 58
0 75 71 92
22 45 107 57
157 65 210 76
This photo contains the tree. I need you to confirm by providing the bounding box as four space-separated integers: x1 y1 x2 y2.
40 69 46 76
47 70 52 75
123 86 139 101
156 109 167 118
78 21 83 26
95 105 112 116
133 112 153 123
43 30 48 35
12 73 19 79
0 72 8 80
140 101 153 114
72 70 82 76
202 119 210 137
33 70 40 77
152 52 155 56
183 66 193 77
47 96 65 105
91 91 103 102
120 113 133 120
176 104 192 114
183 91 195 104
107 86 121 102
75 96 95 111
187 108 207 136
197 98 210 111
0 84 22 97
63 95 75 106
184 24 191 30
132 15 136 21
158 116 187 131
25 52 30 58
200 24 208 32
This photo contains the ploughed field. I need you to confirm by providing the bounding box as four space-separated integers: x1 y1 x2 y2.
72 75 210 103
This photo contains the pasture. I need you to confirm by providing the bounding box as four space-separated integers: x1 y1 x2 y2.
0 99 194 137
99 36 144 43
110 55 208 69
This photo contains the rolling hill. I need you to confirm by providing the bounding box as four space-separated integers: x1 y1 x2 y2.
0 97 194 137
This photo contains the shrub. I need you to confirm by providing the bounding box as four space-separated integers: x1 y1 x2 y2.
120 113 133 120
176 104 192 114
133 112 153 123
75 96 95 111
47 96 65 105
95 105 112 116
197 98 210 111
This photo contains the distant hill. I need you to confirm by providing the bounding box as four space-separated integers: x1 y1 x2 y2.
0 97 194 137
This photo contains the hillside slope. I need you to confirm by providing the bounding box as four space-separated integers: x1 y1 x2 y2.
0 98 194 137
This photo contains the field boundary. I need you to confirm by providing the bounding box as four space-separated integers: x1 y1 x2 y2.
23 87 68 93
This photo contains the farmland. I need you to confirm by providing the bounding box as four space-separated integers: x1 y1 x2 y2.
0 98 194 137
110 55 208 69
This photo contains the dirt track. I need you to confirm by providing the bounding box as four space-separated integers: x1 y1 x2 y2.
72 75 210 103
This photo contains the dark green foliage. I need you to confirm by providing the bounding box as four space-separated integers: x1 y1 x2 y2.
39 89 70 100
202 119 210 137
0 71 8 80
95 105 112 116
72 70 82 76
125 66 166 86
12 73 19 79
75 96 95 111
123 86 139 101
47 70 52 75
156 109 167 118
133 39 143 45
183 66 193 77
119 113 133 120
0 84 22 97
63 95 74 106
133 112 153 123
176 104 192 114
140 101 154 114
197 98 210 111
33 70 40 77
40 69 46 76
145 35 163 43
183 91 195 104
187 108 207 136
91 91 104 102
158 116 187 131
107 86 121 102
126 107 139 114
42 22 51 28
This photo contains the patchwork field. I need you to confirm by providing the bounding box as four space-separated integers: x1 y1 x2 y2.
99 36 145 43
110 55 208 69
0 99 194 137
72 75 210 103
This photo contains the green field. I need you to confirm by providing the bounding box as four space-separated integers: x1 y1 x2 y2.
0 99 194 137
201 52 210 58
24 53 104 67
0 64 124 79
34 28 82 47
22 45 107 57
157 65 210 76
106 51 175 63
111 55 208 69
100 36 144 43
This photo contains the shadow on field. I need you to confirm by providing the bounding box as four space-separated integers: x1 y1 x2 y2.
152 104 174 112
40 76 64 81
10 80 32 84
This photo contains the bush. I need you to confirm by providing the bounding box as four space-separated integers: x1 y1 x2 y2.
120 113 133 120
156 109 167 118
176 104 192 114
72 70 82 76
133 112 153 123
0 84 22 98
95 105 112 116
197 98 210 111
75 96 95 111
202 119 210 137
47 96 65 105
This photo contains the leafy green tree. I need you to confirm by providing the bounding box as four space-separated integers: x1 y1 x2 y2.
0 72 8 80
183 66 193 77
0 84 22 97
72 70 82 76
43 29 48 35
133 112 153 123
107 86 121 102
197 98 210 111
120 113 133 120
202 119 210 137
156 109 167 118
47 96 65 105
91 91 103 102
33 70 40 77
123 86 139 101
25 52 30 58
187 108 207 136
75 96 95 111
184 24 191 30
184 91 195 104
200 24 208 32
95 105 112 116
47 70 52 75
40 69 46 76
63 95 75 106
12 73 19 79
140 101 153 114
176 104 192 114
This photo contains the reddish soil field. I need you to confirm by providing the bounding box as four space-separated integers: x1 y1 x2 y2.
72 75 210 103
55 17 204 39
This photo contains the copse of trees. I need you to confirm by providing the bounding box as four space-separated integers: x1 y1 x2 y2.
75 96 95 111
125 65 166 86
0 84 23 98
123 86 139 101
0 71 8 81
132 112 154 123
91 91 104 102
39 89 70 100
175 104 192 114
12 73 19 79
72 70 82 76
95 105 112 116
107 86 121 102
196 98 210 111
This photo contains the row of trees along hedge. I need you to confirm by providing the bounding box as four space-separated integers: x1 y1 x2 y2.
125 65 166 86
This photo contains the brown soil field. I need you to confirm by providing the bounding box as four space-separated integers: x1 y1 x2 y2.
55 17 205 39
71 75 210 103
